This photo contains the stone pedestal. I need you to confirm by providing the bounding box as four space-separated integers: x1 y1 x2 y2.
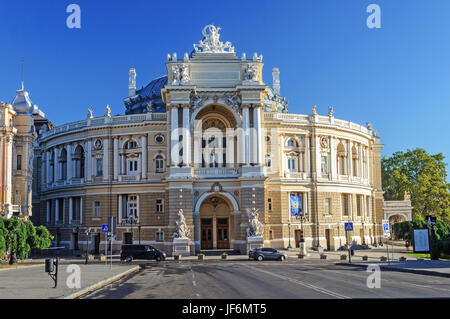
173 237 190 257
246 236 264 254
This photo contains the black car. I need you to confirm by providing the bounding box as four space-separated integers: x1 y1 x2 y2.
120 244 166 262
249 248 288 261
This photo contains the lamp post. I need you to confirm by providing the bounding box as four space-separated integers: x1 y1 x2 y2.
84 229 89 264
288 221 292 249
128 215 135 244
138 225 141 244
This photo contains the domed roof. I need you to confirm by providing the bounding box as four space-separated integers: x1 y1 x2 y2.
11 88 33 114
124 75 167 115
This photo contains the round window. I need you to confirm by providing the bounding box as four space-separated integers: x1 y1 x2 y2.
155 134 165 144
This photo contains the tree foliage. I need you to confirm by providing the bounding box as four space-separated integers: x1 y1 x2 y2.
382 148 450 223
0 217 53 263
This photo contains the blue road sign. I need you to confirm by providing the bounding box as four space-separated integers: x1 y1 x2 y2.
383 223 390 231
345 222 353 231
102 224 109 233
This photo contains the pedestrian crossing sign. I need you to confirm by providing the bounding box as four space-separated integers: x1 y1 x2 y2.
345 222 353 231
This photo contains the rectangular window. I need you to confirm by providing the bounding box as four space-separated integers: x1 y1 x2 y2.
269 230 273 240
324 198 332 215
17 155 22 170
342 194 349 217
93 201 100 218
321 156 328 174
96 158 103 177
156 199 163 213
356 195 362 216
156 232 164 242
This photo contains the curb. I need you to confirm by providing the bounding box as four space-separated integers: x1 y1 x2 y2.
335 262 450 279
61 265 140 299
0 264 42 272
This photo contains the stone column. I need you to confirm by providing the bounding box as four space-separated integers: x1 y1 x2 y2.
141 135 147 179
103 138 109 180
55 199 59 223
315 136 321 177
6 137 13 199
358 144 363 178
80 197 83 225
182 105 190 166
253 105 262 165
113 137 119 180
171 105 179 166
226 130 235 168
305 136 311 176
118 195 123 223
330 137 337 180
67 144 72 182
213 215 217 249
69 197 73 224
280 134 285 176
46 200 50 224
242 105 250 165
46 150 51 184
347 141 353 177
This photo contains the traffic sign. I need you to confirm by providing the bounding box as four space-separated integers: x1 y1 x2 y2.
345 222 353 231
102 224 109 233
382 219 390 238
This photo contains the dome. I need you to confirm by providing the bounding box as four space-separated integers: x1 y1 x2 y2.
124 75 167 115
11 88 33 114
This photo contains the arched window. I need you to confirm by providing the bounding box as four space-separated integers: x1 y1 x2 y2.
50 151 55 182
155 155 164 173
352 146 358 177
337 142 346 175
287 139 297 147
73 145 85 178
126 140 138 149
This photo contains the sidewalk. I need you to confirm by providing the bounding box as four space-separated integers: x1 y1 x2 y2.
338 260 450 278
0 261 138 299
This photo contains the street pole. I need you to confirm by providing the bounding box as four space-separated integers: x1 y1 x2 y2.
287 222 292 249
347 230 351 263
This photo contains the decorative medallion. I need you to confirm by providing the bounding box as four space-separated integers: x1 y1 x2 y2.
320 136 329 149
93 138 103 150
211 182 222 193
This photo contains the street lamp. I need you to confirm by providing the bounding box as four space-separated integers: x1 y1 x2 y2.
128 215 136 244
84 229 89 264
287 221 292 249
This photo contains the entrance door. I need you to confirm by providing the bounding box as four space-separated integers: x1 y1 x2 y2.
201 218 213 249
124 232 133 245
294 230 302 248
325 229 332 251
217 218 229 249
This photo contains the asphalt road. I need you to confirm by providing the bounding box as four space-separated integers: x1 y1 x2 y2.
85 259 450 299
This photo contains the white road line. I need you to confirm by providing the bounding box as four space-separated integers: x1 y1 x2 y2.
243 264 350 299
192 280 197 286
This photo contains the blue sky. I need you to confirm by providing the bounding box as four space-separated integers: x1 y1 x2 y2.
1 0 449 176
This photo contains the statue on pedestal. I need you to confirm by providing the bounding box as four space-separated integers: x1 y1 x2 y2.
246 208 264 237
173 209 191 239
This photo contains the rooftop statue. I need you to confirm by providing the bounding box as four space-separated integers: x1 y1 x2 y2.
105 105 111 117
193 25 235 53
87 108 93 119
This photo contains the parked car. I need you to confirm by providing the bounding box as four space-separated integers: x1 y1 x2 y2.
249 248 288 261
120 244 166 262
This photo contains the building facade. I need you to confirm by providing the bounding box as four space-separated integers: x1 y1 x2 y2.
36 25 410 255
0 84 42 220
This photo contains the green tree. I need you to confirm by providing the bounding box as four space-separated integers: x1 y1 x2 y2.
382 148 450 223
0 217 53 264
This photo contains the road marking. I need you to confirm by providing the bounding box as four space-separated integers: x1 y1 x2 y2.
192 280 197 286
243 264 350 299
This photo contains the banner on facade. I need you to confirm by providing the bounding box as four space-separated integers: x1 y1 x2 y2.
290 194 302 217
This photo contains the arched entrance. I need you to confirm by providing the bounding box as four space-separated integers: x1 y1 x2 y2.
197 194 236 250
